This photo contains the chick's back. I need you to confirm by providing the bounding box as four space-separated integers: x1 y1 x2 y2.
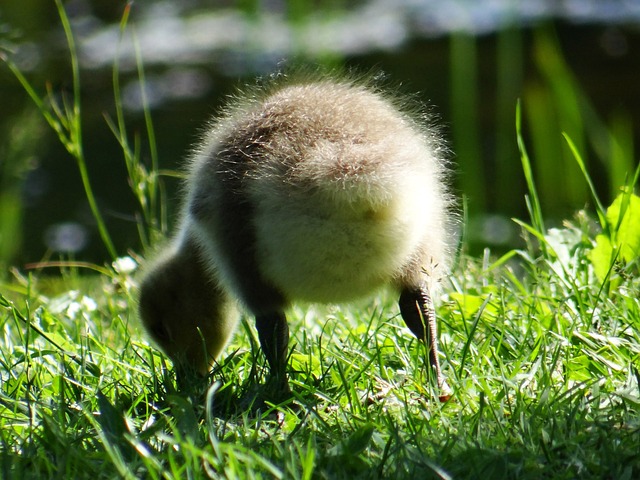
186 80 450 305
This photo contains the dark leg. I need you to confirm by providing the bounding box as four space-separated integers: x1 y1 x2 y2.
399 284 449 399
255 312 291 395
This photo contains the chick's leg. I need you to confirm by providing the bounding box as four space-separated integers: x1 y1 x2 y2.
398 284 450 400
255 312 291 395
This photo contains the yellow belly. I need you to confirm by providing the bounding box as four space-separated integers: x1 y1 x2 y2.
252 188 430 303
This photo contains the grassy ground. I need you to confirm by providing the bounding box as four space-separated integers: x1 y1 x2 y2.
2 208 640 479
2 2 640 479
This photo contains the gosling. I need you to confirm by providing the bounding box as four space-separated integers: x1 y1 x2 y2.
138 74 454 400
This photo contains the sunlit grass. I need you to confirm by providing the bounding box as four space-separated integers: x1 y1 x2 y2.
1 222 640 478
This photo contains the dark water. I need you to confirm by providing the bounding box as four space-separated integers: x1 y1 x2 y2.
1 0 639 265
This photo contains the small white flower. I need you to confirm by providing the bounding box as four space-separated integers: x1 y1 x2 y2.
53 291 98 320
112 256 138 275
66 301 81 319
81 295 97 312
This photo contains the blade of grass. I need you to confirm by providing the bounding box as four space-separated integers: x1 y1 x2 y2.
458 294 492 379
55 0 117 259
109 3 165 250
563 133 607 231
516 100 547 255
133 26 166 239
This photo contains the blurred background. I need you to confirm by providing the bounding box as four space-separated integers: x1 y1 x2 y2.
0 0 638 268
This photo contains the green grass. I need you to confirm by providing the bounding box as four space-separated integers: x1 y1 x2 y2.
2 223 640 479
2 2 640 479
